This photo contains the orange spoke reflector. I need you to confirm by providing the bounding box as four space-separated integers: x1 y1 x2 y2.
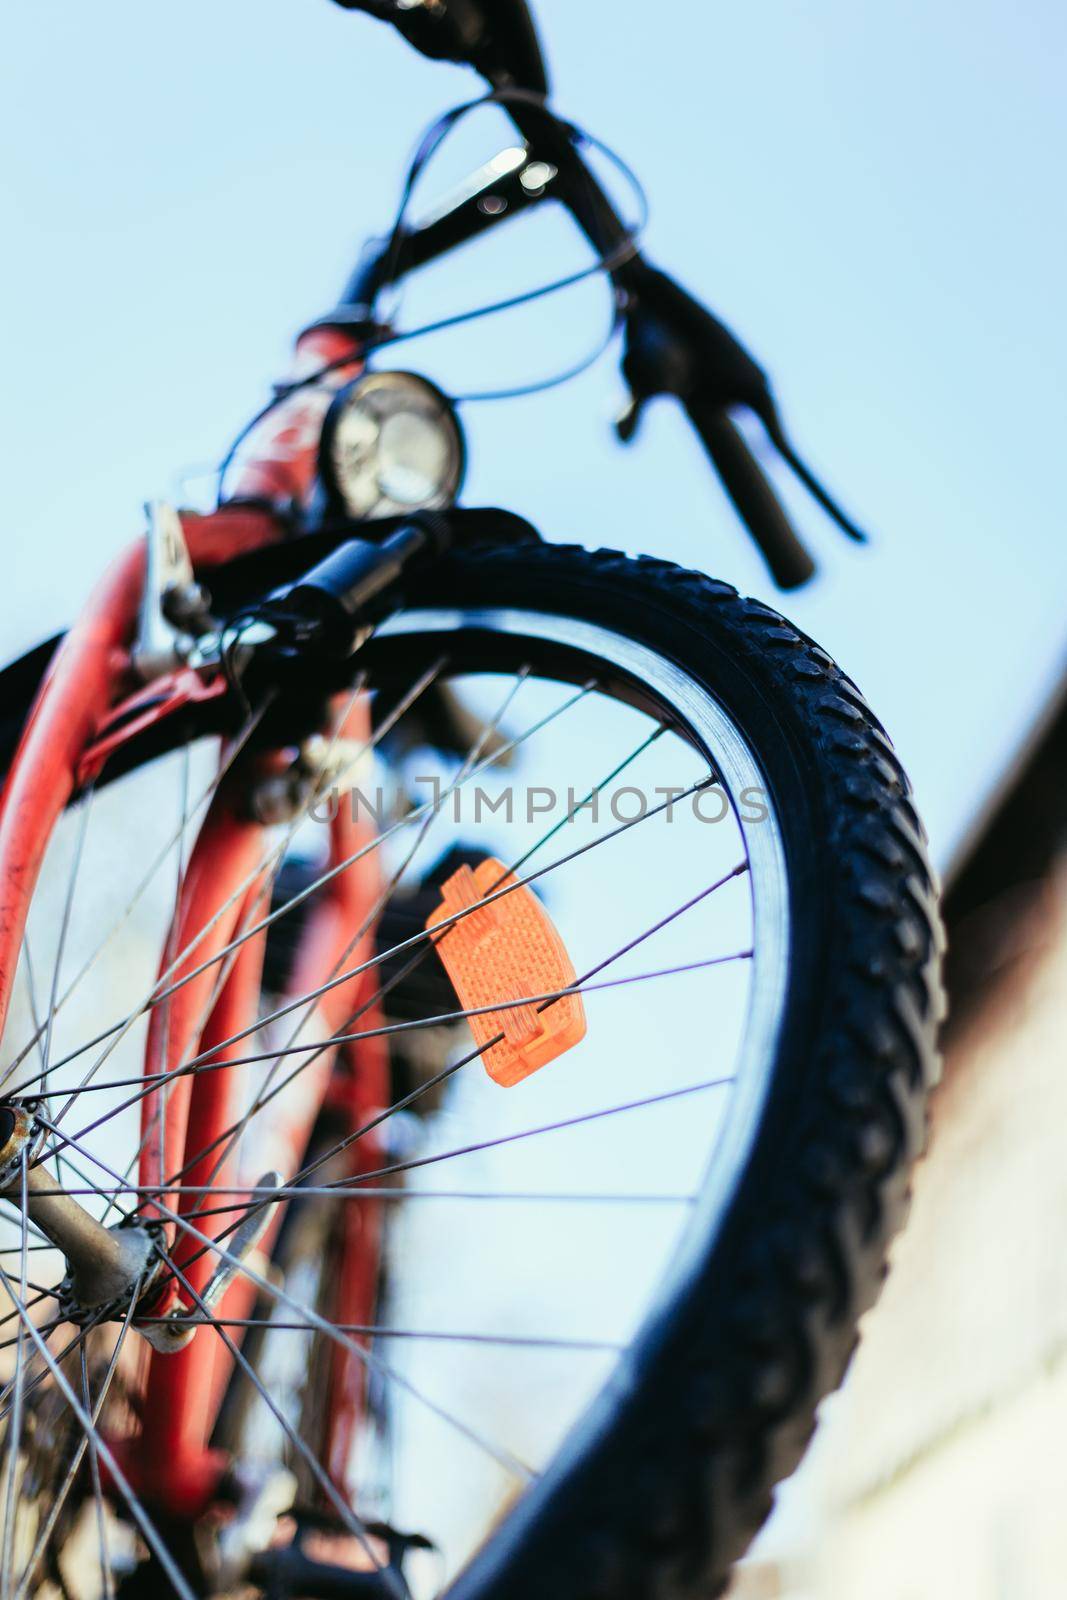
425 857 586 1087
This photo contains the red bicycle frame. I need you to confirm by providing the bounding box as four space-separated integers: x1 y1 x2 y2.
0 326 386 1516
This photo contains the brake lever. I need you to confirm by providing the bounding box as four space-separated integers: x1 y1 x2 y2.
617 263 868 556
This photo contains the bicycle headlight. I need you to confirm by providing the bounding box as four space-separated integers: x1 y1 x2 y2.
318 370 465 520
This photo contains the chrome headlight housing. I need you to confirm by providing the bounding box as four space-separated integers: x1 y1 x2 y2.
318 370 465 520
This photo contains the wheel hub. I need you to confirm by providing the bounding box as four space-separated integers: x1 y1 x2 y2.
0 1102 163 1325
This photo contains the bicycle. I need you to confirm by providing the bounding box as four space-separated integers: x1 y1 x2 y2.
0 4 944 1598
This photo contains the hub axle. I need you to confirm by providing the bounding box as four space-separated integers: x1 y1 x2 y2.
0 1104 158 1322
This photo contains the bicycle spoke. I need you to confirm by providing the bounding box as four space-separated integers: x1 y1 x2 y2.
182 666 536 1216
1 699 274 1089
150 745 194 1228
34 664 440 1101
0 1288 56 1342
176 708 668 1201
10 1279 55 1299
141 1314 624 1352
53 947 750 1203
205 854 746 1228
505 721 666 878
79 1345 115 1600
143 666 582 1053
41 786 96 1096
24 662 594 1113
21 1183 696 1209
12 1285 141 1600
144 1057 734 1293
161 1222 536 1485
62 677 611 1195
0 1320 104 1421
16 941 68 1190
39 949 751 1127
32 1126 537 1488
17 944 46 1079
85 665 446 1221
30 678 371 1203
214 1077 736 1232
0 1160 29 1600
156 1248 399 1591
145 771 722 1204
0 1259 195 1600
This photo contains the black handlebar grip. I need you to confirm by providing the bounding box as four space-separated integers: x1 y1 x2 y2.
684 396 816 589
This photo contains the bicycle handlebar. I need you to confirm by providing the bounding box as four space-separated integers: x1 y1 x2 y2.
324 0 868 590
329 0 550 95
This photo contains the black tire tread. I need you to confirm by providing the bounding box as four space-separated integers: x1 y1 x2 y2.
398 542 945 1600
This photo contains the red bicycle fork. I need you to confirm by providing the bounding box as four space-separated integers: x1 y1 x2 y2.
133 713 390 1515
0 495 388 1521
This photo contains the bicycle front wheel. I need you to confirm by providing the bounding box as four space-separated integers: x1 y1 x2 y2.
356 541 944 1599
0 539 943 1600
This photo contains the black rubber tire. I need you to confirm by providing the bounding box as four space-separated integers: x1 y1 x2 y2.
354 541 946 1600
4 536 941 1599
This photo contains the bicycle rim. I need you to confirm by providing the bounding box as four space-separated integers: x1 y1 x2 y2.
0 587 790 1598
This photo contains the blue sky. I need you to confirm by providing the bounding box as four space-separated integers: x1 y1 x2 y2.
2 0 1065 869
